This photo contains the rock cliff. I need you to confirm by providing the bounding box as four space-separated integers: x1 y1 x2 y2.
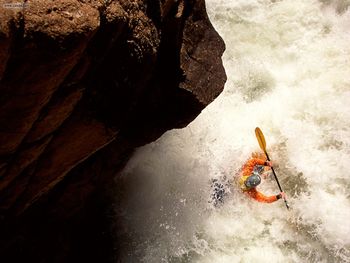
0 0 226 262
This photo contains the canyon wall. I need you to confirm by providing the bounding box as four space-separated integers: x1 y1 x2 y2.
0 0 226 262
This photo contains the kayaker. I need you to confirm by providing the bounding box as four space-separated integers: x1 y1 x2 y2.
239 154 286 203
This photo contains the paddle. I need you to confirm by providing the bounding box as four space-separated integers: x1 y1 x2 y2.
255 127 290 210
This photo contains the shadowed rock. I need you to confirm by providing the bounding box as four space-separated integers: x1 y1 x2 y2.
0 0 226 262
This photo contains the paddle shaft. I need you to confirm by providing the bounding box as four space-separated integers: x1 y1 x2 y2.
255 127 290 209
264 152 282 191
265 151 290 209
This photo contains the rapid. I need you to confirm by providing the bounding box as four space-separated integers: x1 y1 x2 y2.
114 0 350 262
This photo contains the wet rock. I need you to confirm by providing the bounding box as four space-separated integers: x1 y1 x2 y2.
0 0 226 262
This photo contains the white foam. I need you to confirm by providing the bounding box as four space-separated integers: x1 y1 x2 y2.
115 0 350 262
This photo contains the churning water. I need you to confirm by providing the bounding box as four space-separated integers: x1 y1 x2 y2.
115 0 350 262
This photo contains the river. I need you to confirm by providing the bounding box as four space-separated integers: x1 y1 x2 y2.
115 1 350 262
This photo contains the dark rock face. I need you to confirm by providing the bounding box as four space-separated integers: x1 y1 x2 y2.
0 0 226 262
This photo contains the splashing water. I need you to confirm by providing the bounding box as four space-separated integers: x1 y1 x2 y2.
115 0 350 262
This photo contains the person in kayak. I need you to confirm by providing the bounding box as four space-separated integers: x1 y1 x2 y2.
239 153 286 203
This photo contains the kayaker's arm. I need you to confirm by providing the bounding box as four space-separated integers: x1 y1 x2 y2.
246 188 279 203
242 158 267 176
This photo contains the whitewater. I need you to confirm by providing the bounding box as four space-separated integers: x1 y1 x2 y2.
114 0 350 262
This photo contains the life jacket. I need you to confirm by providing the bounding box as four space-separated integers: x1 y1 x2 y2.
239 175 250 191
239 168 263 191
238 157 266 191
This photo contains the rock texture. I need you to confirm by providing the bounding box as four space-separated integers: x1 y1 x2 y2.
0 0 226 262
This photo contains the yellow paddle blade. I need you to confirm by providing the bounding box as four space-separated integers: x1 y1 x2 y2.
255 127 267 152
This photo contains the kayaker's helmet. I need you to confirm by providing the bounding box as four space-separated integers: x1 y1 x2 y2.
245 173 261 188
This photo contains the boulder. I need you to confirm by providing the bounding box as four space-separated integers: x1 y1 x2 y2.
0 0 226 262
